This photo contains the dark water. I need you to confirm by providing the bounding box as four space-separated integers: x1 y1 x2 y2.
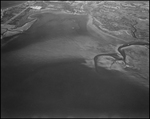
1 13 149 118
1 1 25 9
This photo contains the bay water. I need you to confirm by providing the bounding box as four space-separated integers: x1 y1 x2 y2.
1 12 149 118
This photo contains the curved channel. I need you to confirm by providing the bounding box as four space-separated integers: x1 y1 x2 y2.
94 41 149 72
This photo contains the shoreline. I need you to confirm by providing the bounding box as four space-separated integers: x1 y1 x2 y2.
86 15 127 43
1 19 37 46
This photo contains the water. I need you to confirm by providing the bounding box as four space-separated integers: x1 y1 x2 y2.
1 12 149 118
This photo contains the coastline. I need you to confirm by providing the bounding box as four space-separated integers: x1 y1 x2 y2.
86 15 127 43
1 19 37 47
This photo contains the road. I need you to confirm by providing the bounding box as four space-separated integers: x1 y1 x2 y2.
5 6 30 24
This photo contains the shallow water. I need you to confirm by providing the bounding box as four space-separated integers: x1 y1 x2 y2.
1 13 149 118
